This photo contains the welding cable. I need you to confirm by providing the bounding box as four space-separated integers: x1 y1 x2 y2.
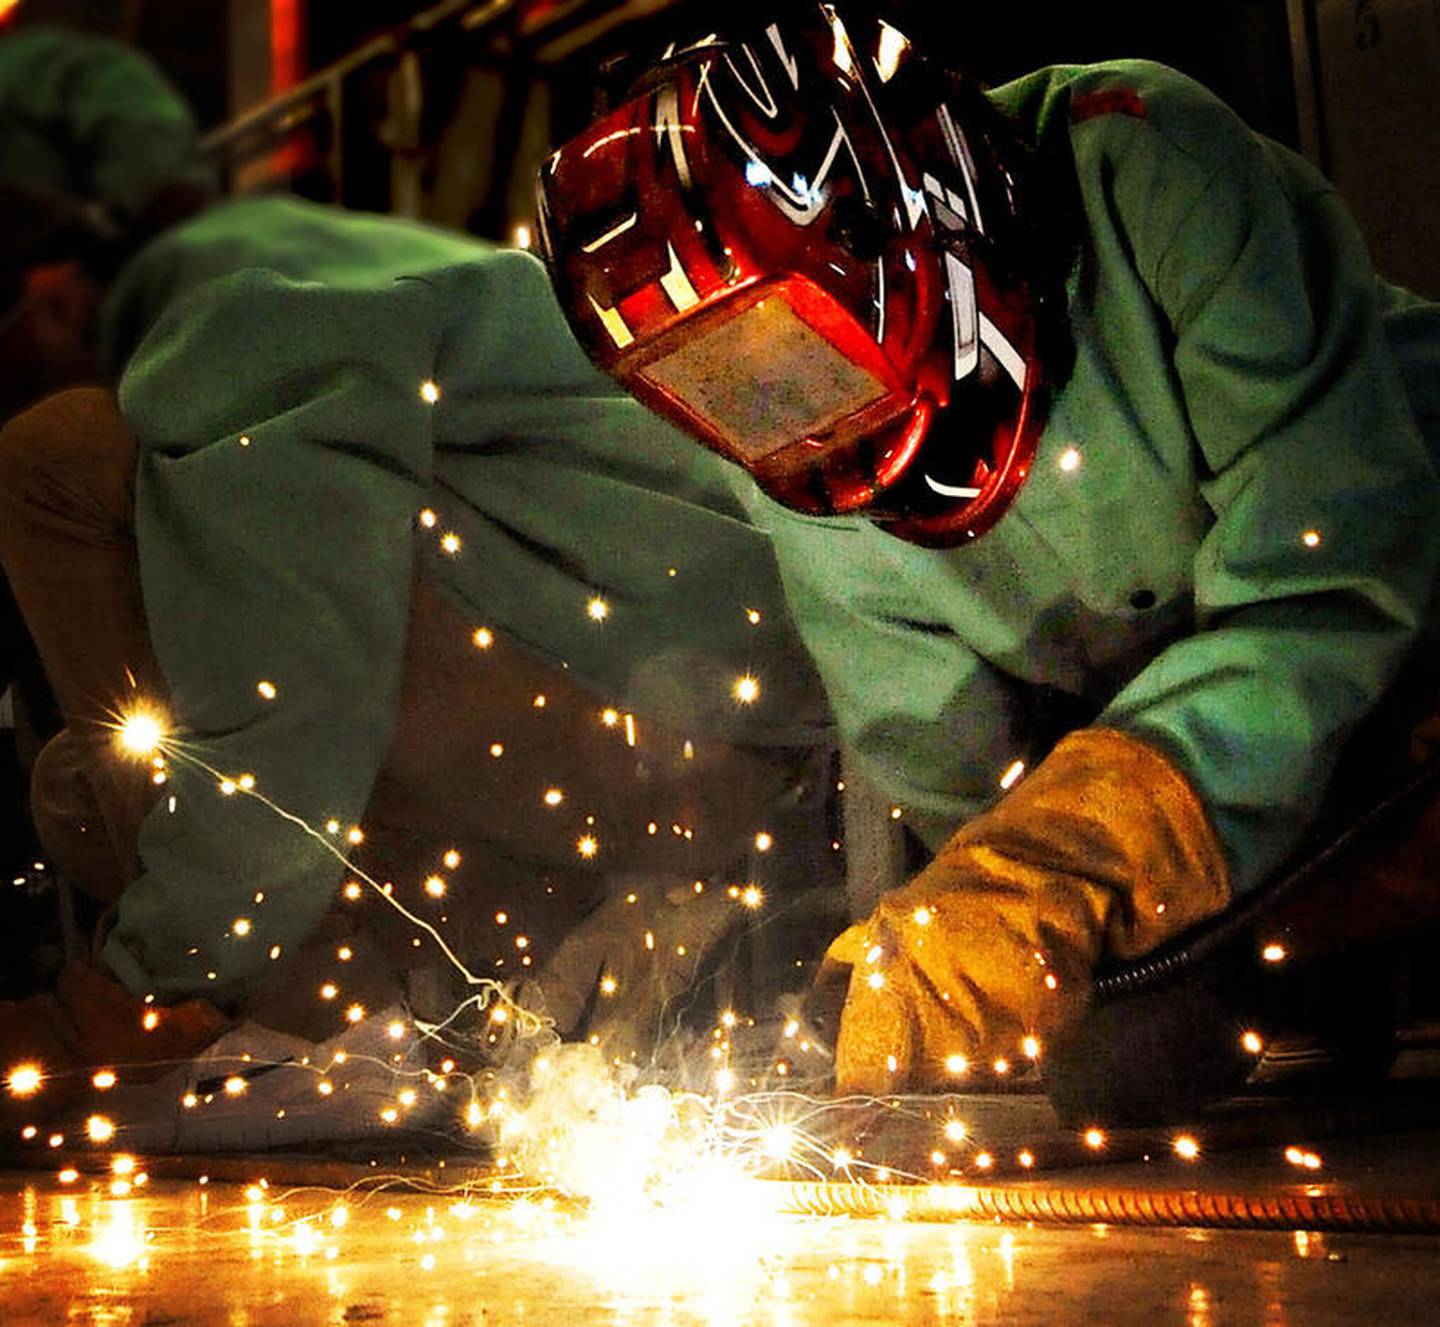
775 1179 1440 1233
1093 747 1440 1001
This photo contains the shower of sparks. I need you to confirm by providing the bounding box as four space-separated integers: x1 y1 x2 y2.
12 633 1328 1262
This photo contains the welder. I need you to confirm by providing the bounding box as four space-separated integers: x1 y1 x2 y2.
537 0 1440 1111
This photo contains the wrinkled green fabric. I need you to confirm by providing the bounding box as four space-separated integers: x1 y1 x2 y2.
737 61 1440 895
97 197 830 999
0 24 212 217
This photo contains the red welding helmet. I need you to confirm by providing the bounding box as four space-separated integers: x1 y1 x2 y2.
537 2 1051 546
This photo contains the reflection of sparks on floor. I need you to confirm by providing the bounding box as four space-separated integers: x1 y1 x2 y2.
8 1167 1440 1327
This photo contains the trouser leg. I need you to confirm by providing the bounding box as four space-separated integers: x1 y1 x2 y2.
0 387 164 901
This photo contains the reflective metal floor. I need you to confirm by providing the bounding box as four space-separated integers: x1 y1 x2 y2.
4 1132 1440 1327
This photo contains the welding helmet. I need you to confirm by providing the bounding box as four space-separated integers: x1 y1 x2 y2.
537 1 1051 546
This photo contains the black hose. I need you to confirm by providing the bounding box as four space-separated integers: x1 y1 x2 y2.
1093 749 1440 1001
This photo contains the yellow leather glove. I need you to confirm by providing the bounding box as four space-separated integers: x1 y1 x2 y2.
827 728 1231 1095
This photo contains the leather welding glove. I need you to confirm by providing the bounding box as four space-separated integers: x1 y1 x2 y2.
826 728 1231 1095
537 875 755 1063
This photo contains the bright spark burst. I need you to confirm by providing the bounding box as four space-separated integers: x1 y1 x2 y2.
733 674 760 704
116 709 166 757
6 1063 42 1097
86 1115 115 1144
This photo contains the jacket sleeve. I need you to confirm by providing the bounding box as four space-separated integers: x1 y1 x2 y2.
1099 132 1440 892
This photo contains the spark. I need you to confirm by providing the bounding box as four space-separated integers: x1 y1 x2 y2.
440 532 462 555
141 1010 159 1031
1173 1134 1201 1161
1021 1035 1042 1060
6 1063 42 1097
223 1076 247 1097
232 918 252 937
754 832 773 852
733 674 761 704
1000 759 1027 789
587 597 610 622
346 1004 366 1024
92 1070 118 1091
1302 529 1322 548
601 708 620 727
424 876 447 899
86 1115 115 1144
1241 1030 1264 1054
543 788 564 806
943 1119 967 1143
577 834 599 859
1261 942 1287 963
944 1054 969 1076
443 849 462 869
472 626 494 648
746 608 762 624
256 679 278 700
599 975 618 996
740 884 764 909
1084 1128 1107 1150
912 906 933 926
418 508 438 528
1058 446 1082 472
420 379 441 404
116 708 166 757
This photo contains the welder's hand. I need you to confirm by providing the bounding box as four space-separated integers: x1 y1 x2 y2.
537 877 753 1062
827 729 1232 1095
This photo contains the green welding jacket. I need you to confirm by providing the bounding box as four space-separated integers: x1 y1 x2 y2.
737 60 1440 898
97 197 830 999
0 24 212 217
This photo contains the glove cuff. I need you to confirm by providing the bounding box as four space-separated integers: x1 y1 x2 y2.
941 726 1232 960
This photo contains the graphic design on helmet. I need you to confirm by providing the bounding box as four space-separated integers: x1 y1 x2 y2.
538 2 1051 546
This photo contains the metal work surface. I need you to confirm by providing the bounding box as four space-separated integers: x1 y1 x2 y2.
4 1139 1440 1326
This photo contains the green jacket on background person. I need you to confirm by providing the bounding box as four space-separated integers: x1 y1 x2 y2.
0 22 213 219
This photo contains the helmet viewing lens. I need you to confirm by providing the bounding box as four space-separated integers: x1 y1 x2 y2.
639 296 892 463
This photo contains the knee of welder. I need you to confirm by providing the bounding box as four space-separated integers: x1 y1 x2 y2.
0 387 137 568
